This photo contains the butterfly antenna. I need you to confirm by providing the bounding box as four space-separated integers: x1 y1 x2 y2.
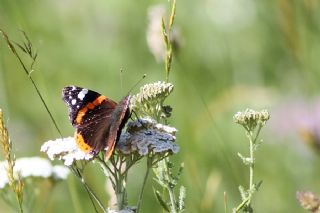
119 68 124 95
131 110 148 129
127 74 147 95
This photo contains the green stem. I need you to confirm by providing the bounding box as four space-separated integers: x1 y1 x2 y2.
136 157 152 213
167 186 177 213
253 125 263 144
0 30 62 137
69 176 84 213
17 198 23 213
111 156 126 210
96 157 116 188
234 196 250 212
164 159 177 213
71 167 105 213
249 132 254 192
82 180 100 213
234 130 257 212
115 177 125 210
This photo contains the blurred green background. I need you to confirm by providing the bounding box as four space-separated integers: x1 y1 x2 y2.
1 0 320 212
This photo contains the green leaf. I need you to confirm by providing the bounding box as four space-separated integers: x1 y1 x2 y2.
161 18 169 47
168 0 176 31
12 41 28 54
178 186 186 211
154 189 170 212
254 180 263 191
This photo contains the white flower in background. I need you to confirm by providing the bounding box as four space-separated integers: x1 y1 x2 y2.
52 165 70 180
41 137 94 166
14 157 52 178
146 4 181 63
108 207 135 213
146 4 166 62
0 165 8 188
0 157 69 189
117 118 179 155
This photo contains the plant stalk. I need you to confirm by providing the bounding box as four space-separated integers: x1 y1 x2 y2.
164 159 177 213
249 131 254 192
136 157 152 213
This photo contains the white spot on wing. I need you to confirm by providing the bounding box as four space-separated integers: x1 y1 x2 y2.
71 99 77 105
78 89 88 100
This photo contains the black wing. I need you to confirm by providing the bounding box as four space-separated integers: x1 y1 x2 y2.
62 85 118 153
62 86 110 126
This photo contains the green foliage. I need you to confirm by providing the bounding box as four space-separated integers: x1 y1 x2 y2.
233 109 270 212
1 0 320 212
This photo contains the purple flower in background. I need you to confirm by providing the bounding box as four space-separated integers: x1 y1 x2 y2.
270 98 320 151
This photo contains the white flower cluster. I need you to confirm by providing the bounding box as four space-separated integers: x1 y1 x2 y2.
234 109 270 130
0 157 69 189
117 118 179 155
108 207 135 213
41 137 94 166
130 81 174 106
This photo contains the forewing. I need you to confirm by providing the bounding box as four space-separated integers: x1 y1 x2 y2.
62 85 118 154
62 86 104 126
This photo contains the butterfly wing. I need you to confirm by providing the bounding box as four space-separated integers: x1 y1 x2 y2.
62 86 111 125
62 86 118 154
105 95 131 160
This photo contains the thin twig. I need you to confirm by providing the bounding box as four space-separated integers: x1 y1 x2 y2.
0 29 62 137
70 167 106 213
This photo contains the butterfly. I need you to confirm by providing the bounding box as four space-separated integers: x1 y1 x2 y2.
62 86 131 160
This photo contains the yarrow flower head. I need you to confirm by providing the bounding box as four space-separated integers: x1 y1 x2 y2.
296 191 320 212
234 109 270 131
130 81 174 118
0 157 69 189
117 118 179 156
40 137 94 166
131 81 174 104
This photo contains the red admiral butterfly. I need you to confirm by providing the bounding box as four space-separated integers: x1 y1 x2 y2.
62 86 131 159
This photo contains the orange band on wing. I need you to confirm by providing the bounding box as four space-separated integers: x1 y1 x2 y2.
75 132 92 153
75 95 107 124
75 108 88 124
93 95 107 105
